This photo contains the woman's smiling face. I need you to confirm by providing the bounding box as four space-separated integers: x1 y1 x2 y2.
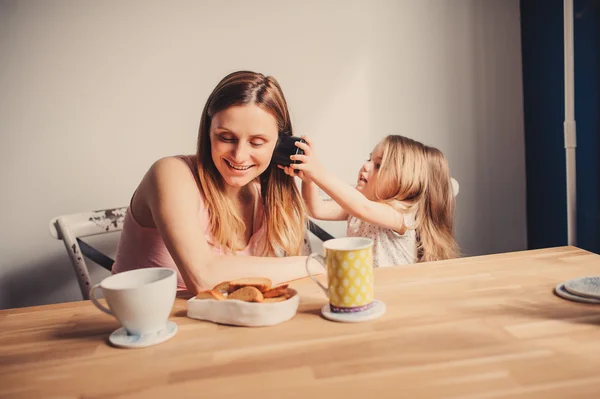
210 104 279 190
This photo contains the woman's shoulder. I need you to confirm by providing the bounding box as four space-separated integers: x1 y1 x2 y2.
140 155 202 198
132 155 202 228
148 155 198 181
150 154 196 171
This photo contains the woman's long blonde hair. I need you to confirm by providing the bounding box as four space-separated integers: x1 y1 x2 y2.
374 135 459 262
196 71 306 256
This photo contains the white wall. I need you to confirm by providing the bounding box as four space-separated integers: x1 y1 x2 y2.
0 0 527 309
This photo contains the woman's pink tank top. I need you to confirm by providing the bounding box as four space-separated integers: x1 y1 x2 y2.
111 156 267 290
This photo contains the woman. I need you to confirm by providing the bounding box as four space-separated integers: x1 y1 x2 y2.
112 70 316 293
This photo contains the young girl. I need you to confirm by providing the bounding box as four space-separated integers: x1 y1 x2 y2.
280 135 459 267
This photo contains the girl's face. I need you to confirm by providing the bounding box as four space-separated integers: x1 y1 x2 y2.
356 143 384 200
210 104 279 191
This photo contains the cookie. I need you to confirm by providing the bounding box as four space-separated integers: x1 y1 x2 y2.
195 290 226 300
263 284 289 299
227 286 264 302
228 277 272 293
212 281 232 294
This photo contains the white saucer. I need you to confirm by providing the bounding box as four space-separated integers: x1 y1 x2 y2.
554 283 600 304
563 276 600 300
321 299 386 323
109 321 178 349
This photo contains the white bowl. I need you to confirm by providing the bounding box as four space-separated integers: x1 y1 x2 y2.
186 288 300 327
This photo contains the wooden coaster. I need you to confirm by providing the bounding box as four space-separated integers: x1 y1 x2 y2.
554 283 600 304
563 276 600 300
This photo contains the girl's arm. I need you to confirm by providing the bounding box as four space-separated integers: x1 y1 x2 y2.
308 167 407 234
288 139 407 234
301 179 348 221
136 157 320 293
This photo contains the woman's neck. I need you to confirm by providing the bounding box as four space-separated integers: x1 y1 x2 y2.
224 182 256 243
224 184 241 199
224 182 254 205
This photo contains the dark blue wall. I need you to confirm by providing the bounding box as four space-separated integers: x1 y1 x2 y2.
574 0 600 253
520 0 600 253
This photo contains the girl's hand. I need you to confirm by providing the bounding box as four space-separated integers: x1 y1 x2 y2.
288 136 323 181
278 163 310 181
277 135 319 182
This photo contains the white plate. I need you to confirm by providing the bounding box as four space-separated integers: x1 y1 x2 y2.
563 276 600 300
554 283 600 304
187 288 300 327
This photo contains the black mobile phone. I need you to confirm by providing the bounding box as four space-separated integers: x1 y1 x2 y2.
272 136 306 166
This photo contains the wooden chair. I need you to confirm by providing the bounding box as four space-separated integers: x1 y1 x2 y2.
49 208 127 299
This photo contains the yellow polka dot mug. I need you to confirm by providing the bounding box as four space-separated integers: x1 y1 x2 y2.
305 237 374 313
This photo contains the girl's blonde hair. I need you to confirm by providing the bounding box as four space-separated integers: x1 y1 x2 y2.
374 135 459 262
419 145 460 261
196 71 306 256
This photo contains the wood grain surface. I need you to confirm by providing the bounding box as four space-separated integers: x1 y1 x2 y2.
2 246 600 399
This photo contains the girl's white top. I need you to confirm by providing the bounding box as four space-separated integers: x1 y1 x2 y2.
346 212 416 267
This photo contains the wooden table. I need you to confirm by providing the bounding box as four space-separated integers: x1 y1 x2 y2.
2 246 600 399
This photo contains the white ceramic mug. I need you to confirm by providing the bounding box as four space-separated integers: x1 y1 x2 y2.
90 268 177 336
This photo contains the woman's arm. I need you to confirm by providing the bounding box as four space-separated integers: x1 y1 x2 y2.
137 157 319 293
301 179 348 221
199 255 323 292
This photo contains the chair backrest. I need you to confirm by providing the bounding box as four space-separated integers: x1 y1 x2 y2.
49 207 127 240
49 207 127 300
451 177 459 197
